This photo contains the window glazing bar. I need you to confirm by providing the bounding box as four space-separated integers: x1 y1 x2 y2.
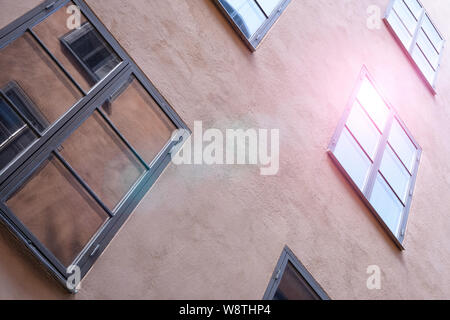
28 28 87 96
53 151 114 218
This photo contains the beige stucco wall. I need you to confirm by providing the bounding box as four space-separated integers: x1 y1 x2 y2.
1 0 450 299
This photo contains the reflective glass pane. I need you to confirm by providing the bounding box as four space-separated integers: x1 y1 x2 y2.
6 155 109 266
388 119 417 173
101 77 176 165
33 3 121 92
256 0 281 16
422 15 443 52
0 32 82 129
411 45 435 85
370 174 404 236
379 146 411 203
60 111 146 211
346 101 381 160
274 262 320 300
0 97 37 171
219 0 266 38
357 78 390 132
387 9 412 48
393 0 418 34
333 128 371 191
404 0 422 19
417 30 439 70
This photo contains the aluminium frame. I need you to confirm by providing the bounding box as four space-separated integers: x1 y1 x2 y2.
263 246 330 300
213 0 291 52
0 0 189 292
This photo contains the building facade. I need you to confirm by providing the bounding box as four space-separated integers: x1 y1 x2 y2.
0 0 450 299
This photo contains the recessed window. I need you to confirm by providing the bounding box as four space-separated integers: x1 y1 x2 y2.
0 0 187 291
263 247 330 300
328 67 422 249
384 0 445 92
214 0 291 51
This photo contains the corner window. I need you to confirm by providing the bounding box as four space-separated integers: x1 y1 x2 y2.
214 0 291 51
263 247 330 300
328 67 422 249
384 0 445 93
0 0 187 291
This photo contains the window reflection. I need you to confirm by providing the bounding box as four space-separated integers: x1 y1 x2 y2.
0 96 37 171
219 0 266 38
33 2 121 91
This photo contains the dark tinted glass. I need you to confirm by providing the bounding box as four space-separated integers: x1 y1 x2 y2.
0 96 37 171
274 262 321 300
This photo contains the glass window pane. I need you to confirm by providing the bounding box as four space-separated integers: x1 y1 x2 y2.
411 45 435 85
370 174 404 236
59 111 146 211
388 119 417 173
274 262 320 300
6 155 109 267
393 0 418 34
219 0 266 38
357 78 390 132
417 30 440 70
256 0 281 16
422 15 443 52
333 128 372 191
379 146 411 203
404 0 422 19
33 3 121 92
0 32 82 131
346 101 381 160
0 97 37 171
387 9 412 48
101 77 176 165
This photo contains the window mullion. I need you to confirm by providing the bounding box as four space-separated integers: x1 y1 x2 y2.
408 8 426 53
53 152 114 218
363 110 395 200
28 28 87 96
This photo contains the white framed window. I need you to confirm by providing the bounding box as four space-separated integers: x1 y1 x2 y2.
328 66 422 249
384 0 445 93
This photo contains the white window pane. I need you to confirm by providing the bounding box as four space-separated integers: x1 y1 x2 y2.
411 44 436 86
256 0 281 16
219 0 266 38
388 119 417 173
417 30 440 69
422 15 444 52
333 128 371 191
370 174 404 236
403 0 422 19
346 101 381 160
393 0 418 34
379 146 411 203
387 9 412 48
357 78 390 132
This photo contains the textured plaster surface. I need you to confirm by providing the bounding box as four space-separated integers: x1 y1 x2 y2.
1 0 450 299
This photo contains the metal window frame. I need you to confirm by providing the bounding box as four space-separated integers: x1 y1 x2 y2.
263 246 330 300
328 66 422 250
0 0 189 293
213 0 291 52
384 0 446 95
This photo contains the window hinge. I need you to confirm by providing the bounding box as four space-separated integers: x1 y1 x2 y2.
90 244 100 257
275 268 282 280
45 1 56 10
